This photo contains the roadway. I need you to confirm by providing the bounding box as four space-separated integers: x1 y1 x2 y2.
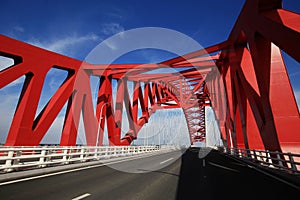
0 148 299 199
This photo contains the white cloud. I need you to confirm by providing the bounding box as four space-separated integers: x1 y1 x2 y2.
13 26 24 33
103 40 118 51
0 89 67 144
100 23 125 36
289 71 300 77
25 24 125 55
0 56 25 88
5 77 25 88
40 116 65 145
0 92 20 143
0 56 24 143
28 33 101 56
0 56 14 71
98 23 125 51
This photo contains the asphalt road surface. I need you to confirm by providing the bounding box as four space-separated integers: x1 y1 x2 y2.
0 148 299 200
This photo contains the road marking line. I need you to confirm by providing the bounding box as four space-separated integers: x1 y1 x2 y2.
208 161 240 173
72 193 91 200
160 157 174 164
0 151 180 186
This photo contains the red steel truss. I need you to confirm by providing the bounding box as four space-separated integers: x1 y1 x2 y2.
0 0 300 154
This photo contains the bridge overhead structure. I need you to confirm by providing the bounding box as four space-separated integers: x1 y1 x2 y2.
0 0 300 154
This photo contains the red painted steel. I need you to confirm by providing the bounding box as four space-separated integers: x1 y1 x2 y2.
0 0 300 155
222 0 300 154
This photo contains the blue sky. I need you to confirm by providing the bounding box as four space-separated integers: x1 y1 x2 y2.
0 0 247 60
0 0 300 144
1 0 299 61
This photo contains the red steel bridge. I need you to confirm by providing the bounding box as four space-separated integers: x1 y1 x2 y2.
0 0 300 155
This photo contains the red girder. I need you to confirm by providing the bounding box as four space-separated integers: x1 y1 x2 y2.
222 0 300 154
0 0 300 154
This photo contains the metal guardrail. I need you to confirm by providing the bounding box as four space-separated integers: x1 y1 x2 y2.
220 147 300 174
0 146 162 173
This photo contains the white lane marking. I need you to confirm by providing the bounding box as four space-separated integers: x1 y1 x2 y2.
72 193 91 200
160 157 174 164
0 152 176 186
208 161 240 173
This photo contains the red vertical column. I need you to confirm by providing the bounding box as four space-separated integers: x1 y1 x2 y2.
114 78 124 144
269 44 300 153
82 83 98 146
60 91 83 146
95 76 107 146
105 76 118 145
143 83 150 121
132 81 140 125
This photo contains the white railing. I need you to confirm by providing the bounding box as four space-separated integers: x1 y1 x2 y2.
0 145 161 173
220 147 300 174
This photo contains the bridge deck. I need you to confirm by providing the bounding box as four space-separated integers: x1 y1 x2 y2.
0 148 299 199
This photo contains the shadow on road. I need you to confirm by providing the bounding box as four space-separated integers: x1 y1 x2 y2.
138 168 179 177
176 147 300 199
